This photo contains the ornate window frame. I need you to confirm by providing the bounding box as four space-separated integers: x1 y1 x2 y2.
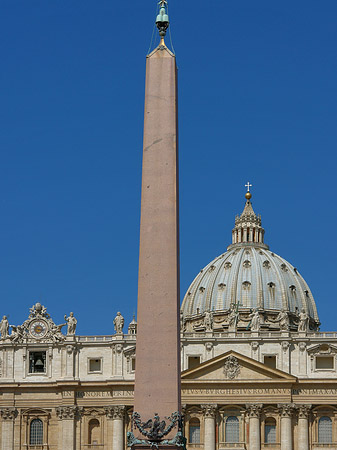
218 406 245 446
21 408 50 449
312 406 337 445
82 408 105 445
26 348 49 377
87 357 103 374
183 407 204 446
124 346 136 374
308 344 337 373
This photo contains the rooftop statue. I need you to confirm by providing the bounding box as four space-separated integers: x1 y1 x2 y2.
0 316 9 339
64 312 77 336
113 312 124 334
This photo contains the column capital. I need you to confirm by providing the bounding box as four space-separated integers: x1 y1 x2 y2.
0 407 18 421
202 404 217 418
278 403 296 418
104 405 125 420
246 404 263 418
297 404 312 419
56 406 83 420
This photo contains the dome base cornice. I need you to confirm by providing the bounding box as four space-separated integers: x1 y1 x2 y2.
227 242 269 251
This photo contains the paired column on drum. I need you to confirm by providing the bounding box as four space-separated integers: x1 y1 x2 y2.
202 404 217 450
105 405 125 450
246 404 262 450
56 406 82 450
278 404 295 450
297 405 311 450
0 408 17 450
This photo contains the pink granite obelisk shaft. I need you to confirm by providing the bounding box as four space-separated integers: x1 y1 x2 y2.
134 43 181 425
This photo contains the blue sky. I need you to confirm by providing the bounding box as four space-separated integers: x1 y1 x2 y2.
1 1 336 334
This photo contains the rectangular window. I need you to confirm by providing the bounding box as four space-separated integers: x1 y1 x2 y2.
29 352 46 374
316 356 334 370
188 356 200 370
131 357 136 372
264 355 277 369
88 359 102 373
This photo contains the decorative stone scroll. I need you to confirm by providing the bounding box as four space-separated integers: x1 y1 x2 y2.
223 355 240 379
278 403 295 418
202 404 217 418
9 303 67 344
297 404 312 419
0 408 18 420
246 404 263 418
56 406 83 420
104 405 125 420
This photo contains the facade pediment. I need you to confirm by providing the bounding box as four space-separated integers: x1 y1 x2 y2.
182 350 297 382
307 343 337 355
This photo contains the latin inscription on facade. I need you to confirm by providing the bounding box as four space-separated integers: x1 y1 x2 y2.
61 387 337 399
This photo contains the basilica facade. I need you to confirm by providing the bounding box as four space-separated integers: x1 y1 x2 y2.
0 194 336 450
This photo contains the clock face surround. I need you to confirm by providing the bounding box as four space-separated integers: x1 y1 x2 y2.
29 319 48 338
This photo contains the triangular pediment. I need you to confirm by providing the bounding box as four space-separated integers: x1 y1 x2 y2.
182 350 296 382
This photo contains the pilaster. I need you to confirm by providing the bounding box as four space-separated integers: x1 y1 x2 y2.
246 404 262 450
56 406 82 450
278 404 295 450
0 408 18 450
202 404 217 450
105 406 125 450
297 405 311 450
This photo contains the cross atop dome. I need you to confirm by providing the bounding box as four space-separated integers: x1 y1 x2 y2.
245 181 252 200
245 181 252 192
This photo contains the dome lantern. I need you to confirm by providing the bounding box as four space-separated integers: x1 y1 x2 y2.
229 183 267 250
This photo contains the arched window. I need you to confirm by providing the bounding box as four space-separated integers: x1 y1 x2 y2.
318 416 332 443
88 418 100 445
30 419 43 445
225 416 239 443
265 418 276 443
189 418 200 444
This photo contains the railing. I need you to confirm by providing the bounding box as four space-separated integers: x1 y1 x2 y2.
76 331 337 342
24 445 49 450
77 335 136 342
312 443 337 448
218 443 246 449
81 445 104 449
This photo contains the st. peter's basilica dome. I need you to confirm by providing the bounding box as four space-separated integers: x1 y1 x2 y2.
181 190 320 332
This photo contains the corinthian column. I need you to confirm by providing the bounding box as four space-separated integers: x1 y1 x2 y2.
202 404 217 450
105 406 125 450
56 406 82 450
0 408 17 450
278 404 295 450
297 405 311 450
246 404 262 450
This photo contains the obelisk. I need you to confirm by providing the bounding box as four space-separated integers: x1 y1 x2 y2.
133 0 181 445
